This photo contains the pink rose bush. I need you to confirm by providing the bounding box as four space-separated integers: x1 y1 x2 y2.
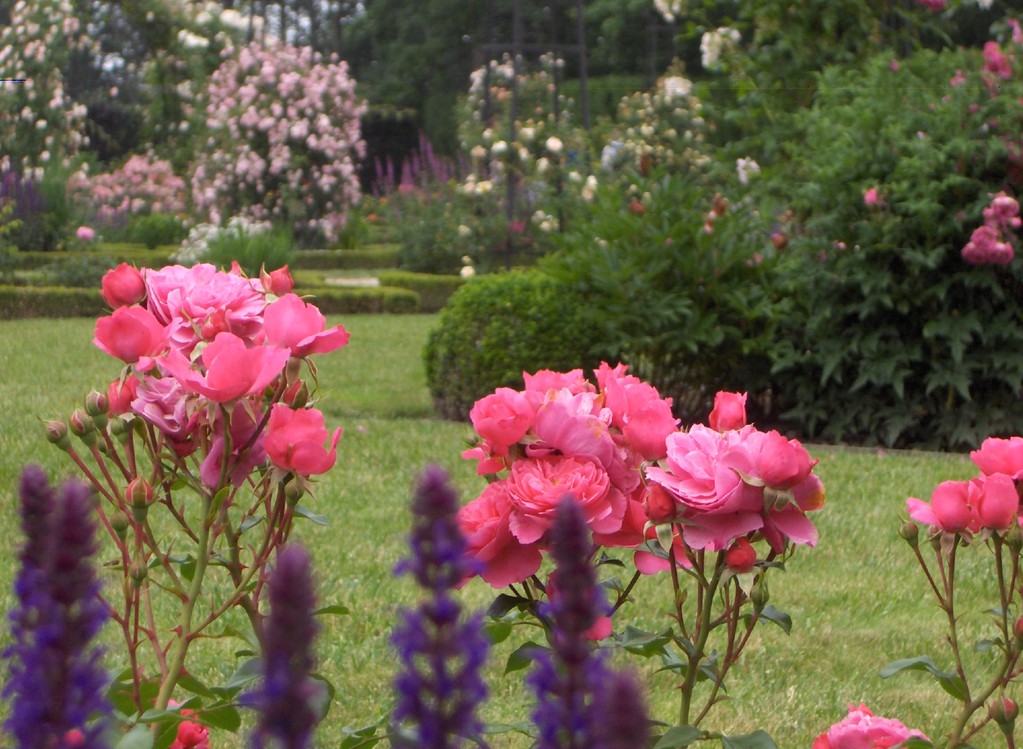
69 154 187 222
813 704 928 748
458 372 827 728
962 192 1020 265
50 262 348 720
193 41 366 244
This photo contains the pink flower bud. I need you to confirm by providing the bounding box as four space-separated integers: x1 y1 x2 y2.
725 538 756 573
260 264 295 295
100 263 145 308
708 391 747 432
643 483 677 524
126 477 153 508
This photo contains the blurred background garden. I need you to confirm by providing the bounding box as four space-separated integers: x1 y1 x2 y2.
4 0 1023 745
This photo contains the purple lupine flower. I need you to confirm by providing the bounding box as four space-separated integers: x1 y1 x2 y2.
4 466 110 749
527 495 609 749
391 465 489 749
249 544 323 749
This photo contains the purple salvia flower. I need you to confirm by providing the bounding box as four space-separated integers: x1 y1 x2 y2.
590 670 651 749
4 466 110 749
527 495 609 749
391 465 489 749
249 544 323 749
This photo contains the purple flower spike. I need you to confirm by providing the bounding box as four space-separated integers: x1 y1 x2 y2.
591 670 651 749
4 466 110 749
391 465 489 749
249 544 323 749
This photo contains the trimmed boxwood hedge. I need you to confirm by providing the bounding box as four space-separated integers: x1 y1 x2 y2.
376 270 463 313
291 244 400 271
11 247 176 271
288 286 419 314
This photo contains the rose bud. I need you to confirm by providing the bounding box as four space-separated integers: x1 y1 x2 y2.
898 520 920 548
45 419 71 450
770 231 788 250
261 265 295 296
644 483 677 524
100 263 146 308
725 538 757 573
69 409 99 446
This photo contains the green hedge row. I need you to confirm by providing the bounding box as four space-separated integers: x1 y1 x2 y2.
290 244 400 271
9 247 176 271
0 284 419 319
375 271 462 313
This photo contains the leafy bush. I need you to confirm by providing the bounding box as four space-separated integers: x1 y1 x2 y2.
290 245 400 271
423 270 600 420
0 285 106 319
39 254 116 289
204 222 296 276
304 286 419 314
542 172 789 424
129 213 188 249
770 47 1023 449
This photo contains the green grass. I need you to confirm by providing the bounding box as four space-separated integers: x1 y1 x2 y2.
0 315 1015 747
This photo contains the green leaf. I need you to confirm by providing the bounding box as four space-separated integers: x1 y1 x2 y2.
721 730 779 748
339 723 382 749
487 594 530 618
505 641 547 674
484 620 513 645
656 522 675 552
897 739 934 748
207 485 231 522
314 603 350 617
596 551 625 567
115 725 155 749
176 672 215 698
238 515 263 533
293 505 330 525
618 626 673 657
211 657 263 697
201 704 241 731
758 605 792 635
653 725 705 748
879 655 967 701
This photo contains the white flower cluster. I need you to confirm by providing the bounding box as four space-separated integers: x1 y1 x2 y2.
700 27 741 72
172 215 271 265
653 0 685 24
736 157 761 186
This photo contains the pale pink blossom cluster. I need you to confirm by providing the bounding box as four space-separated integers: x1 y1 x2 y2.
813 704 929 748
458 364 679 587
93 262 347 487
983 41 1013 81
915 0 947 11
69 154 187 221
961 192 1020 265
0 0 89 173
192 41 366 243
907 435 1023 534
457 372 826 587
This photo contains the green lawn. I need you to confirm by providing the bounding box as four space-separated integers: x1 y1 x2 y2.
0 315 1012 747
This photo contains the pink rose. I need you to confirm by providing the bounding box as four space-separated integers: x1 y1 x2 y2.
100 263 146 308
470 387 534 451
983 41 1012 80
725 538 756 572
76 226 95 242
505 456 626 545
863 187 881 207
522 369 592 397
169 714 210 749
263 293 351 357
459 481 542 587
160 332 290 403
813 704 928 748
260 265 295 295
264 404 341 475
754 430 817 489
131 373 199 455
107 375 139 415
93 306 165 364
599 363 678 460
907 475 1018 533
708 391 747 432
200 404 268 487
971 436 1023 479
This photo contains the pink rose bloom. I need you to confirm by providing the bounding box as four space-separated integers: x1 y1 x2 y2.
76 226 95 242
160 332 290 403
100 263 146 308
598 363 678 461
145 264 266 353
907 475 1018 533
914 0 945 11
263 293 351 357
708 391 747 432
169 717 209 749
459 481 543 587
200 404 268 487
264 404 341 475
962 225 1015 265
131 373 198 456
522 368 592 398
971 436 1023 479
93 306 165 364
645 425 764 549
752 430 817 489
983 193 1021 232
260 265 295 295
505 456 626 545
470 387 535 452
863 187 881 207
983 42 1012 80
813 704 928 748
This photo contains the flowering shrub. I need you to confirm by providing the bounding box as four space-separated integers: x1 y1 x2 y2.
813 704 928 748
0 0 89 176
771 41 1023 448
46 262 348 732
192 41 366 245
68 154 187 224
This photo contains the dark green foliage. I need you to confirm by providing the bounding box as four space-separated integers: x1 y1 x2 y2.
770 49 1023 449
542 174 788 424
10 248 174 271
291 245 401 271
376 270 463 313
39 254 115 289
423 271 600 420
128 213 187 249
205 223 296 277
303 286 419 315
0 285 105 319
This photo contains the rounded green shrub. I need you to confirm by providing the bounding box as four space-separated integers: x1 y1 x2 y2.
424 270 600 420
128 213 187 249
